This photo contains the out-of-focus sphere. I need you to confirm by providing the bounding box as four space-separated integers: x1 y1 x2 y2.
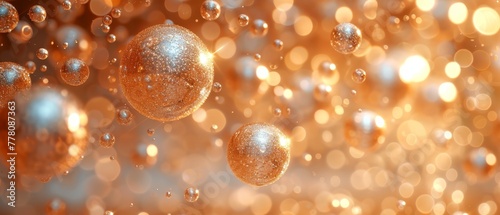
7 20 33 44
29 5 47 23
51 25 93 65
0 62 31 108
184 187 200 202
37 48 49 60
116 107 133 125
227 123 291 186
99 132 115 148
0 87 88 178
250 19 269 37
0 1 18 33
344 110 386 150
25 61 36 74
200 0 221 21
59 58 90 86
238 14 249 26
463 147 496 180
330 23 362 54
273 39 284 51
313 83 333 102
62 0 72 10
119 24 214 122
111 8 121 18
352 68 367 83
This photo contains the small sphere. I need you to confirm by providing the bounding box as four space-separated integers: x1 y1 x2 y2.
102 15 113 25
330 23 362 54
200 0 221 21
273 108 282 117
37 48 49 60
62 0 72 10
313 83 333 102
184 187 200 202
28 5 47 23
227 123 291 186
0 62 31 107
238 14 249 26
344 110 386 150
463 147 496 180
116 107 133 125
40 65 47 72
254 53 261 61
119 24 214 122
273 39 284 51
166 191 172 198
212 82 222 93
99 132 115 148
102 24 110 33
59 58 90 86
352 68 366 83
250 19 269 37
8 20 33 44
147 128 155 136
0 1 19 33
107 34 116 43
111 8 122 18
25 61 36 74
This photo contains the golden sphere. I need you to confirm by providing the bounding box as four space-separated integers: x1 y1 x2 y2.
344 110 386 151
227 123 291 186
0 62 31 108
120 24 214 122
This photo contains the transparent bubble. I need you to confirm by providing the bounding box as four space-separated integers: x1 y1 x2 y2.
62 42 69 49
344 110 386 150
110 155 115 160
25 61 36 74
0 1 19 33
273 108 282 117
352 68 366 83
28 5 47 23
100 132 116 148
37 48 49 60
40 65 47 72
8 20 33 44
254 53 261 61
200 0 221 21
107 34 116 43
0 62 31 107
120 24 214 122
166 191 172 198
250 19 269 37
313 83 333 102
62 0 72 10
184 187 200 202
273 39 284 51
116 107 133 125
227 123 291 186
238 14 249 26
59 58 90 86
212 82 222 92
397 200 406 210
330 23 362 54
102 24 110 33
147 128 155 136
111 8 122 18
102 15 113 25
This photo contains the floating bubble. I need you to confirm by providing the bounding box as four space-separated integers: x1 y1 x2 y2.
463 147 496 180
147 128 155 136
184 187 200 202
352 68 366 83
238 14 249 26
344 110 386 150
116 107 133 125
0 1 18 33
212 82 222 92
29 5 47 23
111 8 121 18
273 108 282 117
107 34 116 43
397 200 406 210
313 83 333 102
62 0 72 10
119 24 214 122
59 58 90 86
166 191 172 198
25 61 36 74
200 0 221 21
102 15 113 25
0 62 31 107
273 39 284 51
0 87 88 178
250 19 269 36
227 123 291 186
99 132 115 148
102 24 110 33
46 198 66 215
37 48 49 60
50 25 93 66
330 23 362 54
254 53 262 61
40 65 47 72
8 20 33 44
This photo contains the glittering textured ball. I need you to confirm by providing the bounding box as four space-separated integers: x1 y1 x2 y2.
0 1 18 33
99 132 115 148
120 24 214 122
184 187 200 202
200 0 221 21
28 5 47 23
330 23 362 54
352 68 367 83
0 87 88 178
116 107 133 125
0 62 31 108
238 14 249 26
463 147 496 180
59 58 90 86
344 110 386 150
227 123 291 186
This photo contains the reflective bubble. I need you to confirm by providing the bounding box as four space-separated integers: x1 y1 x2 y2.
40 65 47 72
344 110 386 150
212 82 222 93
102 24 110 33
50 25 93 66
107 34 116 43
238 14 249 26
397 200 406 210
464 147 496 179
147 128 155 136
8 20 33 44
184 187 200 202
0 62 31 107
99 132 115 148
227 123 291 186
200 0 221 21
166 191 172 198
111 8 121 18
25 61 36 74
273 108 282 117
46 198 66 215
0 87 88 178
313 83 333 102
120 24 214 122
273 39 284 51
0 1 19 33
59 58 90 86
330 23 362 54
116 107 133 125
29 5 47 23
254 53 261 61
62 0 72 10
102 15 113 25
250 19 269 37
352 68 367 83
37 48 49 60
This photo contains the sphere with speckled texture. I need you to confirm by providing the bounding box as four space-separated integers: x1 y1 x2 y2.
0 62 31 108
120 24 214 122
0 1 18 33
330 23 362 54
227 123 291 186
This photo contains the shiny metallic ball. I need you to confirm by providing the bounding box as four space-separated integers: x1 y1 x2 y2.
330 23 362 54
0 62 31 108
344 110 386 150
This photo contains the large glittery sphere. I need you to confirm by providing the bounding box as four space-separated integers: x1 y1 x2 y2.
120 24 214 122
330 23 362 54
0 1 18 33
227 123 291 186
344 110 386 150
0 87 88 178
0 62 31 108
